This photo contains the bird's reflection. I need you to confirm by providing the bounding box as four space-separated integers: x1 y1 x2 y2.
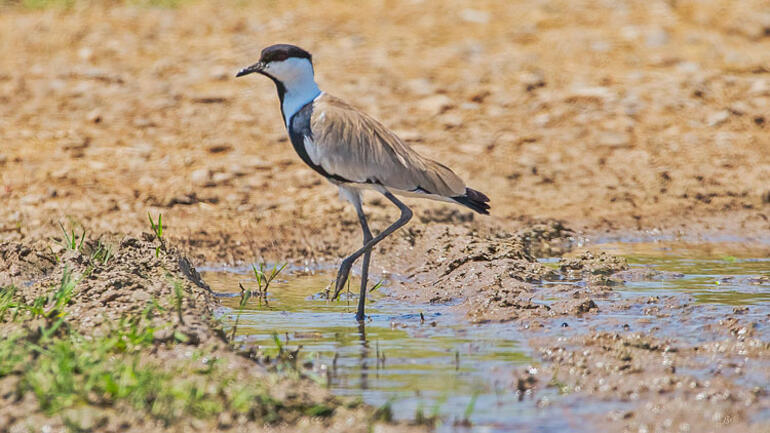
357 321 369 390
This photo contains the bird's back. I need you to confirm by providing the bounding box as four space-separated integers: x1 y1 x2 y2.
305 93 467 198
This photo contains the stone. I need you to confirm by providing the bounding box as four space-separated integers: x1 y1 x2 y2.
645 27 669 48
86 109 102 123
533 113 551 127
567 86 615 103
404 78 435 96
212 172 233 184
417 94 453 115
438 112 463 128
597 131 631 148
519 71 545 91
707 110 730 127
749 79 769 96
132 142 154 159
459 8 490 24
190 169 211 186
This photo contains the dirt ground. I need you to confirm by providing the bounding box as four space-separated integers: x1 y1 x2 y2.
1 0 770 432
2 0 770 257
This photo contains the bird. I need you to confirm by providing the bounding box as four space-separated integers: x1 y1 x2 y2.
236 44 490 322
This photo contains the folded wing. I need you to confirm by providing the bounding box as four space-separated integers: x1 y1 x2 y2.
307 94 466 198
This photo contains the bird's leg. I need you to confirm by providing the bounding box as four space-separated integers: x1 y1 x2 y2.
355 205 373 322
332 191 413 305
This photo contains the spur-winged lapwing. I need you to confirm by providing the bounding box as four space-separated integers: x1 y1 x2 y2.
236 44 490 322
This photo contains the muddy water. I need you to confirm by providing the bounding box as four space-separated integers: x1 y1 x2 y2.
202 269 586 431
597 241 770 306
202 242 770 432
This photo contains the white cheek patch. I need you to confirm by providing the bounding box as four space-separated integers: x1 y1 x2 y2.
267 58 311 82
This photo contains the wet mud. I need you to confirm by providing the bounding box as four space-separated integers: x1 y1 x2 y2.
366 224 770 432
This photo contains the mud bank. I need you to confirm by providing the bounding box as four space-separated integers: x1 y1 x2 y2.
2 224 768 432
0 236 422 433
358 222 770 432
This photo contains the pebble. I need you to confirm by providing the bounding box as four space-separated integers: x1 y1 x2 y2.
676 61 700 74
217 412 233 428
190 168 211 186
459 8 490 24
133 117 156 128
404 78 435 96
568 86 615 103
591 40 611 52
77 47 93 61
417 94 453 115
728 102 749 115
707 110 730 127
230 164 249 176
212 172 234 184
20 194 47 205
645 27 669 48
131 291 151 302
438 112 463 128
231 113 255 124
519 71 545 91
86 108 102 123
749 79 769 96
132 142 154 159
597 131 631 147
209 65 230 81
87 160 106 171
533 113 551 127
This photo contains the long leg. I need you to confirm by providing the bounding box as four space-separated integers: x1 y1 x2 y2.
334 186 374 319
332 190 413 308
355 202 374 322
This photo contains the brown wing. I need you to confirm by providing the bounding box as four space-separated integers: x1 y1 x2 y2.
307 94 466 197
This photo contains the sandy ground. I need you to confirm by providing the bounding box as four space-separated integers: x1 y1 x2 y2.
1 0 770 431
2 0 770 257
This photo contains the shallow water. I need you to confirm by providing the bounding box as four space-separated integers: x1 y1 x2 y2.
202 241 770 432
598 241 770 306
202 270 582 432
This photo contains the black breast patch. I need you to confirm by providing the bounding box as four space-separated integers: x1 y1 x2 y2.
288 102 352 183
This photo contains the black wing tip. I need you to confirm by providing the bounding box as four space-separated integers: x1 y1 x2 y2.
465 187 490 203
453 187 491 215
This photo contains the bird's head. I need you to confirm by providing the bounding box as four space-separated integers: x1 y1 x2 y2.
236 44 314 87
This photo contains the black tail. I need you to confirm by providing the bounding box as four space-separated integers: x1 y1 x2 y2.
452 187 490 215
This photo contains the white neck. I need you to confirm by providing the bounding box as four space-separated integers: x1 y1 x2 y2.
282 78 321 125
262 57 322 125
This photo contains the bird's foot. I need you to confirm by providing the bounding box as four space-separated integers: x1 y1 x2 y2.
331 258 353 300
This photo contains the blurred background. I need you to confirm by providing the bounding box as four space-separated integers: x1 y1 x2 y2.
1 0 769 251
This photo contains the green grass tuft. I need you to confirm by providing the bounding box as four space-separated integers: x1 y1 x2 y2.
147 212 165 256
0 281 330 427
58 222 86 252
